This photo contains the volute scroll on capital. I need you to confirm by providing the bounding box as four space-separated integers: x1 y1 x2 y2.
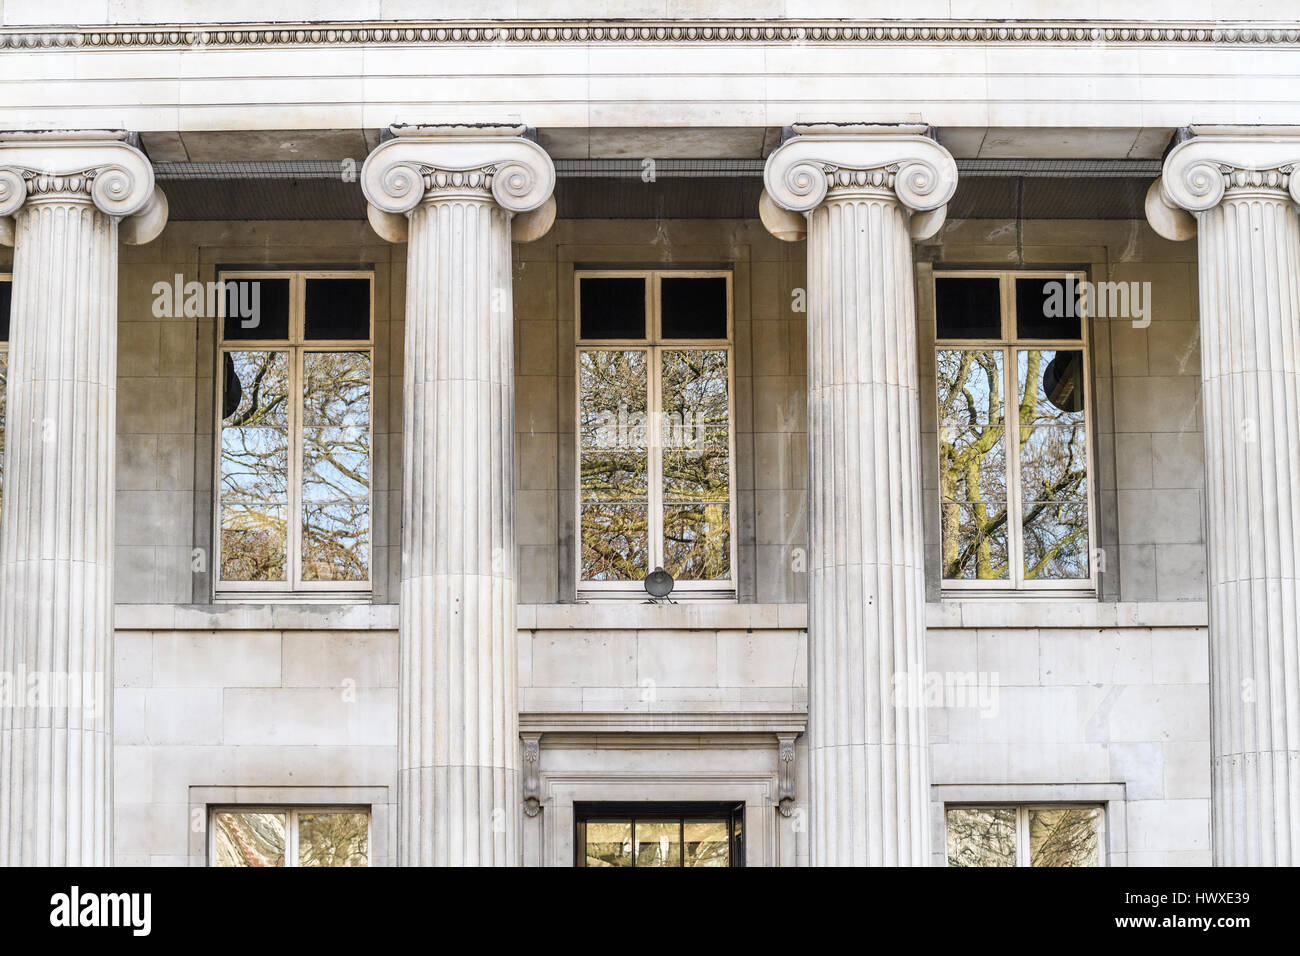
1146 130 1300 241
0 133 168 246
761 125 958 242
360 125 556 214
360 125 557 244
1160 136 1300 213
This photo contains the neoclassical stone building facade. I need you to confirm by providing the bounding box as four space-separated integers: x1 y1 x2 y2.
0 3 1298 867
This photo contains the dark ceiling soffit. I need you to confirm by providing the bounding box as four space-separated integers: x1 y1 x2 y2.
153 158 1164 181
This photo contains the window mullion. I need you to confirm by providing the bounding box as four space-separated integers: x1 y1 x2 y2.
650 275 662 574
649 346 663 572
291 273 302 590
289 347 303 590
1001 272 1020 588
1018 807 1029 867
1005 346 1024 589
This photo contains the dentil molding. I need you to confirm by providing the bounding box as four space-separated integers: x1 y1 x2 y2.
2 21 1299 50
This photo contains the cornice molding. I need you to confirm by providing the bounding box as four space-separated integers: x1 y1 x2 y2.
2 20 1299 51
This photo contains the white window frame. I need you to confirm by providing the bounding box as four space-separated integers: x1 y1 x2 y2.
944 803 1107 867
207 806 372 867
214 270 375 599
574 269 738 599
934 269 1097 593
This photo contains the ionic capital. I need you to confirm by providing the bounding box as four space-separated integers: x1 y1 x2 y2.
0 130 166 245
1148 126 1300 240
361 124 556 243
761 123 958 241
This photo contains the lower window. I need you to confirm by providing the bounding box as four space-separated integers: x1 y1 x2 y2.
575 802 745 868
946 804 1104 867
210 807 370 867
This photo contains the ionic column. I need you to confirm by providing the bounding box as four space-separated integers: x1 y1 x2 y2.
0 131 166 866
762 125 956 866
1149 127 1300 866
362 125 555 866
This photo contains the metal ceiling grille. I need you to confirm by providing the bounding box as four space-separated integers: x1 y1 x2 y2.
155 158 1160 221
161 178 367 220
553 159 768 177
154 161 352 180
957 159 1163 178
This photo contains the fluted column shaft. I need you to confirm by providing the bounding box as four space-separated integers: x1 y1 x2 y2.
806 189 928 866
0 192 115 867
763 126 957 866
362 125 555 867
1201 191 1300 865
1153 131 1300 866
0 134 162 867
401 194 517 866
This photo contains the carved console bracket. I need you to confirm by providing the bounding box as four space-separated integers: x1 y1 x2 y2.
777 733 798 818
522 733 543 818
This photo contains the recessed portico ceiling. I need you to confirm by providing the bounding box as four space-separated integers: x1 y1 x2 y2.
153 157 1163 221
138 126 1175 164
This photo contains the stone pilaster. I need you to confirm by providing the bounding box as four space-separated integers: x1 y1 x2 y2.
1149 127 1300 866
762 125 957 866
0 131 166 866
362 125 555 866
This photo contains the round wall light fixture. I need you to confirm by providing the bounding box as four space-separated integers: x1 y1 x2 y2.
644 566 675 601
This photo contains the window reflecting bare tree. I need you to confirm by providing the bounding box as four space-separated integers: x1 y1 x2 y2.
220 351 289 581
213 811 286 867
297 811 369 867
1029 807 1101 867
578 346 733 583
661 349 730 580
1017 350 1089 579
938 347 1088 582
946 807 1016 866
302 352 371 582
939 349 1008 580
580 349 649 580
947 805 1103 866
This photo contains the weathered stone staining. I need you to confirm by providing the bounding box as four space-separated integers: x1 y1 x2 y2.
1149 127 1300 867
763 125 958 865
361 124 555 866
0 131 166 866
